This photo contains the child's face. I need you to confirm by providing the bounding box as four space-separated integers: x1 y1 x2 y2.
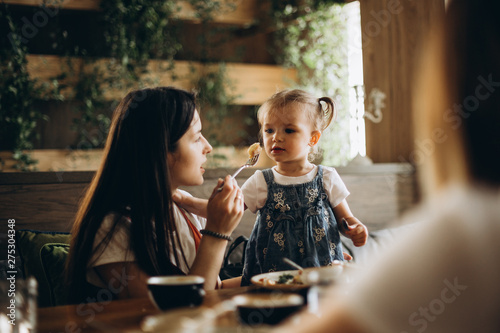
167 112 212 189
261 107 319 167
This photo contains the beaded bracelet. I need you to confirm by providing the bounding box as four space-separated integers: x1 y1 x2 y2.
200 229 233 241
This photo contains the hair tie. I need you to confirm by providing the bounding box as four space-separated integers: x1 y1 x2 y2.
318 98 329 117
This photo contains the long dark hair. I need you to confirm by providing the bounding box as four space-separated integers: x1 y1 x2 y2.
66 87 197 303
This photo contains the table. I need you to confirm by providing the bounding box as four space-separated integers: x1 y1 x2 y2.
37 287 254 333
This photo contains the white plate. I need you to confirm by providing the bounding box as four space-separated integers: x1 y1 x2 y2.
250 270 308 290
250 262 358 289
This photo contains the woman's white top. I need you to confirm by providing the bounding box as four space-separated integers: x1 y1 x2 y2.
86 190 206 288
242 165 350 213
337 185 500 333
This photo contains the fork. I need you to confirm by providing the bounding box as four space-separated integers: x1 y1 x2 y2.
217 153 260 191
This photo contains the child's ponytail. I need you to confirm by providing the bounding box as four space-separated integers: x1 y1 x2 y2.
318 96 335 131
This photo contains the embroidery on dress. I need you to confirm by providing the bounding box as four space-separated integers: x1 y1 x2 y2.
265 214 273 232
273 232 285 251
268 264 277 273
263 247 268 259
313 227 326 243
307 206 321 216
274 190 290 213
329 241 336 256
324 214 331 227
298 240 305 257
306 187 319 204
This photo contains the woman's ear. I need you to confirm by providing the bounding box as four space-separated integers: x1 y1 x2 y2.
309 131 321 146
167 151 176 168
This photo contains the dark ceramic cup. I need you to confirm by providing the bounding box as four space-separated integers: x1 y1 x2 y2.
147 275 205 311
233 293 304 326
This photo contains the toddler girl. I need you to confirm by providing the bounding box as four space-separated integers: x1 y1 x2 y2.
241 89 368 286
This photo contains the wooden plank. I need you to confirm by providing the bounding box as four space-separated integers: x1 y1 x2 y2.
26 55 297 105
175 0 261 25
360 0 445 162
0 183 87 233
0 163 417 235
2 0 261 25
0 170 94 185
2 0 101 11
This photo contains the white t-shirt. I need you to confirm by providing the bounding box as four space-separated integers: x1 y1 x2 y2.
86 190 206 288
336 185 500 333
241 165 350 213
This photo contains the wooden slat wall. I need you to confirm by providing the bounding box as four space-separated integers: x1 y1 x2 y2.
9 0 296 106
0 172 93 234
360 0 445 162
26 55 297 106
2 0 262 25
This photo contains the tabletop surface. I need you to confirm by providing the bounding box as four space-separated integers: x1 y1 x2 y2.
37 287 256 333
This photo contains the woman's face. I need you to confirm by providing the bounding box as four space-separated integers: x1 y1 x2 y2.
168 111 212 189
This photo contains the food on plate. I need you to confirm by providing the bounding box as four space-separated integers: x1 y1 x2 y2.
247 142 261 159
258 271 304 286
278 273 295 284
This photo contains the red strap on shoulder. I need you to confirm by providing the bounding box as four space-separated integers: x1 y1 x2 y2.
176 204 202 252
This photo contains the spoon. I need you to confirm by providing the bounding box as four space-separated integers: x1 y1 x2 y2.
216 153 260 192
283 257 304 271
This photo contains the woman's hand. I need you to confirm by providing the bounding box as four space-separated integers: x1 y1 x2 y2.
206 175 244 235
189 175 244 290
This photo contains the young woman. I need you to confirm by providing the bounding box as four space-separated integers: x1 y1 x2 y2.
66 87 244 304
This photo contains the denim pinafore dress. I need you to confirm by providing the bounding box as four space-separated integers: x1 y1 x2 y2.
241 166 344 286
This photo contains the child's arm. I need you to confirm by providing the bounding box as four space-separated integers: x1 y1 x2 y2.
221 276 242 289
172 189 208 218
333 200 368 247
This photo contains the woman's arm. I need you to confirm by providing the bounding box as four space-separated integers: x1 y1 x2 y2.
93 176 243 296
94 262 150 299
189 175 244 289
333 200 368 247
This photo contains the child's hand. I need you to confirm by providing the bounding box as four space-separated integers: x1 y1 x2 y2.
342 252 353 261
341 218 368 247
173 189 208 218
172 189 186 205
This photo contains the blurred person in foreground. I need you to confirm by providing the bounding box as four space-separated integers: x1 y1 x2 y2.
275 0 500 332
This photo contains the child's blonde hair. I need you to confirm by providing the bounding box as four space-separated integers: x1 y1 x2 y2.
257 89 335 161
257 89 335 130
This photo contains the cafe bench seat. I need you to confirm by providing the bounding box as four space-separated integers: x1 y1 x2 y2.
0 230 70 307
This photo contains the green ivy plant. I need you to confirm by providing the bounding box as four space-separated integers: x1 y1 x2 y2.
269 0 351 166
193 64 238 144
70 0 239 149
101 0 181 65
66 0 182 148
0 5 47 171
1 0 352 171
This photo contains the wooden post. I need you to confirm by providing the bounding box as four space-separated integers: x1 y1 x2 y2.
360 0 445 163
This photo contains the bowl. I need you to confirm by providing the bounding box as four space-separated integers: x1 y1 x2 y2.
302 261 345 285
147 275 205 311
233 293 304 326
